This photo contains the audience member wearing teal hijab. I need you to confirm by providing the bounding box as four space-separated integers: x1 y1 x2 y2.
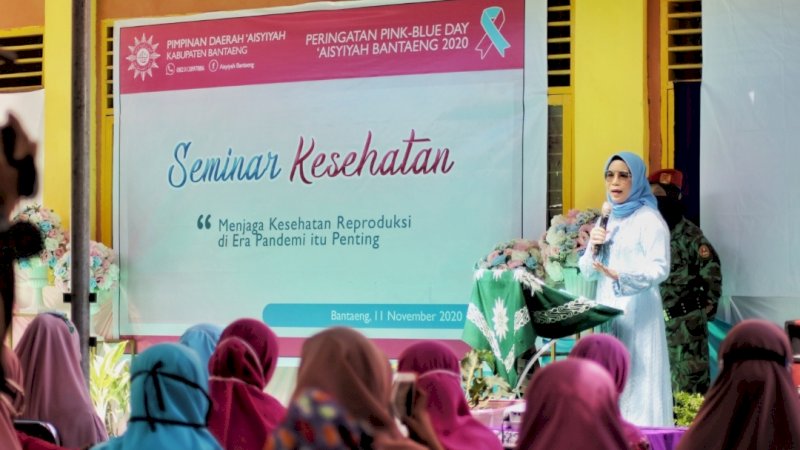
91 343 222 450
179 323 222 376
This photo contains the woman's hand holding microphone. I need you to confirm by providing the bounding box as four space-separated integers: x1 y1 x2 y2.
589 213 619 281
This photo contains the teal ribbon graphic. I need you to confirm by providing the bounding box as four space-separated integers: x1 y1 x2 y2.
476 6 511 58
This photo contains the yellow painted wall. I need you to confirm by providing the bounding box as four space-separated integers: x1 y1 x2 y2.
42 0 73 230
573 0 648 209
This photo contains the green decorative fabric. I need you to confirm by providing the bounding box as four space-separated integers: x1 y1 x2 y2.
524 281 623 340
462 269 623 385
708 318 732 383
462 269 536 387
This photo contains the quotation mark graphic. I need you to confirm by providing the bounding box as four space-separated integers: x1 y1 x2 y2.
197 214 212 230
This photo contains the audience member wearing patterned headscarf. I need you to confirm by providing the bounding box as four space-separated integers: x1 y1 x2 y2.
265 388 365 450
397 341 501 450
515 359 628 450
91 342 222 450
208 319 285 450
569 334 650 450
279 327 438 450
677 319 800 450
15 313 107 448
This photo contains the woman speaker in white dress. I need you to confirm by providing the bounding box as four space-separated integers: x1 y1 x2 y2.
578 151 674 426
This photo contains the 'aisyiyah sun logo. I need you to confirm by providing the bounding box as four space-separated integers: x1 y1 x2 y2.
126 34 160 81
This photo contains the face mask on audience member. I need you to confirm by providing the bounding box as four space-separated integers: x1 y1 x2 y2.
93 342 222 450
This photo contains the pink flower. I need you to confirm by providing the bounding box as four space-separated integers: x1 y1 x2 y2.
507 260 523 268
567 209 580 220
576 223 594 250
512 239 532 251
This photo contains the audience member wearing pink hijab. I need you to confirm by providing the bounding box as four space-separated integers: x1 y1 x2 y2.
677 319 800 450
286 327 440 450
0 346 23 450
569 334 650 450
208 319 286 450
14 313 107 449
2 348 77 450
516 359 628 450
397 341 501 450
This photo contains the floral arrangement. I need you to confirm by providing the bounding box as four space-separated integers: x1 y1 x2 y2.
475 238 546 280
460 349 516 408
674 391 704 426
54 241 120 293
11 204 70 270
538 208 601 283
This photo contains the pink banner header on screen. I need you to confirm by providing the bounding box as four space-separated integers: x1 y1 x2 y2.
119 0 525 94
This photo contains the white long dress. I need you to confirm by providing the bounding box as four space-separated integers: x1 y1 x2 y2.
579 205 674 426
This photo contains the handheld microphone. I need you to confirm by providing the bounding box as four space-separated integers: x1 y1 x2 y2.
593 202 612 256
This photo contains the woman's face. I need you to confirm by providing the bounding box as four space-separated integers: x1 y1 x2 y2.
605 159 632 204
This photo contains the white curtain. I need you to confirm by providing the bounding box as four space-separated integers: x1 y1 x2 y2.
701 0 800 324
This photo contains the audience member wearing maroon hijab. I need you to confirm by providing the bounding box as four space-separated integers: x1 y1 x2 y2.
677 319 800 450
397 341 501 450
207 319 285 450
569 334 650 450
14 313 107 449
515 359 628 450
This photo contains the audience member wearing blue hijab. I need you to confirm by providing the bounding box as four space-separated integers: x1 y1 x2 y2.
179 323 222 377
91 343 222 450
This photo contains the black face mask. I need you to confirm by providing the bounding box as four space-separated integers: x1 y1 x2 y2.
128 360 213 431
656 196 683 230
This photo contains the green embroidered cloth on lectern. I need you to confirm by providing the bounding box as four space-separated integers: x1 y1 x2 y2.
462 269 536 387
462 268 623 386
525 279 623 339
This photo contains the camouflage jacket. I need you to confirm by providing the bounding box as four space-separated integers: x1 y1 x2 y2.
660 218 722 319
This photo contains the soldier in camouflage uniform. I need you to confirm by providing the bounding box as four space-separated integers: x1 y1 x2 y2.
649 169 722 394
